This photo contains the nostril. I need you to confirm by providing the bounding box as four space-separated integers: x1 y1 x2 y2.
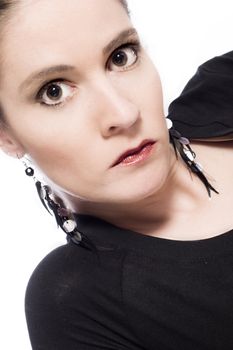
109 126 117 132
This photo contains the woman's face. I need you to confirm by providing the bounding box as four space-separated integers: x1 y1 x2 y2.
0 0 171 207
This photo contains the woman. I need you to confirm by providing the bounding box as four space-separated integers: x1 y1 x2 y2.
0 0 233 348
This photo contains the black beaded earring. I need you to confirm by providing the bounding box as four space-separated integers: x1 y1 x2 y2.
21 157 96 250
21 157 35 178
35 182 96 250
166 118 219 197
25 166 34 177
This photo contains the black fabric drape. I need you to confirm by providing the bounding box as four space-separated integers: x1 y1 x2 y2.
168 50 233 139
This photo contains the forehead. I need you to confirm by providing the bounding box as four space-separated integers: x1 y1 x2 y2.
8 0 128 35
1 0 130 83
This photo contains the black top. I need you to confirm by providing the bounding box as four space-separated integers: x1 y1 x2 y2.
168 50 233 139
25 215 233 350
25 51 233 349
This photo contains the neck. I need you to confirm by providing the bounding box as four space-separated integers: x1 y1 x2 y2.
72 152 211 238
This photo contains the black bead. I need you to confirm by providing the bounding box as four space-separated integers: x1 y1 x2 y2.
25 167 34 177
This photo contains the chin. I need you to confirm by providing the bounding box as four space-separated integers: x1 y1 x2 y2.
107 170 169 204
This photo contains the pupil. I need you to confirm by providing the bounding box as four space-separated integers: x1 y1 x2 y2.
47 85 61 99
113 51 127 66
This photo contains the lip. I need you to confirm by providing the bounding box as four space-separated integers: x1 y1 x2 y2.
111 139 156 167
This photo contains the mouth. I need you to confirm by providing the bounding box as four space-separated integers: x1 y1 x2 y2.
111 139 156 167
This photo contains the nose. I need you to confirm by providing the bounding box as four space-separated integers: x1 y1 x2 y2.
93 80 140 138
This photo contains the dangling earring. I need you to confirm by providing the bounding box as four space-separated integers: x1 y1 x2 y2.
20 157 96 250
165 118 219 197
21 157 35 177
21 157 50 213
37 182 97 251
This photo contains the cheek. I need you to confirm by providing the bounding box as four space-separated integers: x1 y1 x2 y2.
24 127 89 175
2 108 95 191
134 59 164 116
30 140 100 200
3 101 87 156
146 70 163 109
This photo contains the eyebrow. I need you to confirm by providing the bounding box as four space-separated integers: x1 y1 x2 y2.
102 27 138 56
19 65 75 92
19 27 138 92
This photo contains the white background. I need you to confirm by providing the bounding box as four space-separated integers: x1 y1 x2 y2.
0 0 232 348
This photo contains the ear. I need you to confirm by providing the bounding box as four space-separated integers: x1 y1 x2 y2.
0 128 25 158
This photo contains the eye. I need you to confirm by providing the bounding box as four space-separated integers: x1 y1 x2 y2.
37 81 76 107
108 43 141 71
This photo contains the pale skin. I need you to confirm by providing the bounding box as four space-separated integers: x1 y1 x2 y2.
0 0 233 240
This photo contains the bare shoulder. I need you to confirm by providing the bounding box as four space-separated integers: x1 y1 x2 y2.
191 139 233 161
191 139 233 180
192 138 233 206
179 139 233 240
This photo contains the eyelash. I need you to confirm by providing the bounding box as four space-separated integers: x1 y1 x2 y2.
107 39 141 71
36 39 142 108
